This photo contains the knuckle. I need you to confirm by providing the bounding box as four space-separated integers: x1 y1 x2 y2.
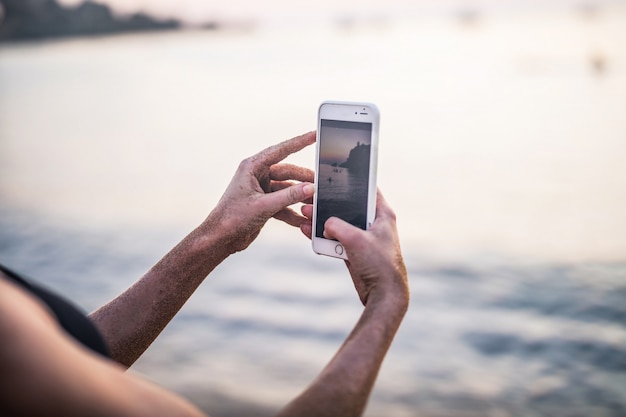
388 208 397 222
238 157 253 171
383 205 398 222
269 164 279 177
270 164 286 181
288 185 301 203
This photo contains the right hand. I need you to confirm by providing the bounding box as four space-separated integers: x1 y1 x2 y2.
204 131 315 255
301 190 409 308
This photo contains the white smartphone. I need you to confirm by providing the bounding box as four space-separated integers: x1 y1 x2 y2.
312 101 380 260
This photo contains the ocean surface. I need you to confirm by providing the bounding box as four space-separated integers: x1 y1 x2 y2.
316 162 369 235
1 5 626 416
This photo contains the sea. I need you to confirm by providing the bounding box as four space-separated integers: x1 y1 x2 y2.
1 5 626 417
316 162 370 236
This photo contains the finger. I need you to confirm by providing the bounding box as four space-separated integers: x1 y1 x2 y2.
270 180 294 192
372 189 397 223
323 216 364 245
255 131 316 168
300 223 312 240
273 207 307 227
271 181 313 204
270 164 315 183
301 203 313 219
261 182 315 216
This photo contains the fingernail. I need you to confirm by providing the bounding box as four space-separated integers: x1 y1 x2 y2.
303 183 315 196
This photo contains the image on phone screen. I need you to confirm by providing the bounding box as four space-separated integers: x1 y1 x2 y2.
316 119 372 239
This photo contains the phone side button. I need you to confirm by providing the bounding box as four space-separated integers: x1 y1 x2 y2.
335 244 344 255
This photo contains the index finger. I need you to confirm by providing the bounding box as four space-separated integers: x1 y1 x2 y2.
373 189 396 222
254 131 316 168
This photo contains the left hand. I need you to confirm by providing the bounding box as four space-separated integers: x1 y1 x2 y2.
204 131 316 254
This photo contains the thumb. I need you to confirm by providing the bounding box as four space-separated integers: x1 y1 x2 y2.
323 216 363 246
263 182 315 215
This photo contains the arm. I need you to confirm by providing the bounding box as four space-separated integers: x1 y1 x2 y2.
278 191 409 417
89 132 316 367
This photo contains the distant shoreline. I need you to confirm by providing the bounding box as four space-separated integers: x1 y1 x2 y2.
0 0 218 43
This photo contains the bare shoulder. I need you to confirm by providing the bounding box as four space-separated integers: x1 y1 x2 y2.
0 274 207 417
0 274 59 347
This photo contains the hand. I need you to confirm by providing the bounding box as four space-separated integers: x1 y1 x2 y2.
205 131 316 254
279 191 408 417
301 190 409 308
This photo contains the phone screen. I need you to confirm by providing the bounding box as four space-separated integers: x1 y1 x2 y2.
315 119 372 239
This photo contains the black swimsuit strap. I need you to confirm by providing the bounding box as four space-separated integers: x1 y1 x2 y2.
0 264 111 359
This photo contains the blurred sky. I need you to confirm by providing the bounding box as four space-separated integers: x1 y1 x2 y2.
57 0 625 25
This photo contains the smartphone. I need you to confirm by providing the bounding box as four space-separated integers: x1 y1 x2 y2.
312 101 379 260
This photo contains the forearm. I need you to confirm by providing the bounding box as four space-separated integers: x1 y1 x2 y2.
89 215 232 367
88 141 315 368
277 288 408 417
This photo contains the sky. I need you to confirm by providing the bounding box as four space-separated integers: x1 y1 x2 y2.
320 124 372 165
57 0 622 26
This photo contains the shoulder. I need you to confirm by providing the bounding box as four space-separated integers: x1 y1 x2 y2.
0 274 206 417
0 273 59 344
0 275 66 415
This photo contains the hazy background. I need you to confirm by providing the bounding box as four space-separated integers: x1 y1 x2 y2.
1 1 625 416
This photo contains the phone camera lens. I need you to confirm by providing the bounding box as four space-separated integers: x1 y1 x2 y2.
354 111 357 114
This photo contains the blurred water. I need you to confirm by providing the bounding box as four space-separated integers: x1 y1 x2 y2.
2 206 625 416
1 6 626 417
1 8 626 260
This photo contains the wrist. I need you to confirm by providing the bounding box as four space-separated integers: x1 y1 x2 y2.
193 212 237 259
359 280 409 344
197 203 262 257
365 276 409 318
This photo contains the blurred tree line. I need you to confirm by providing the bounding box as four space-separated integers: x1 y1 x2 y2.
0 0 180 41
